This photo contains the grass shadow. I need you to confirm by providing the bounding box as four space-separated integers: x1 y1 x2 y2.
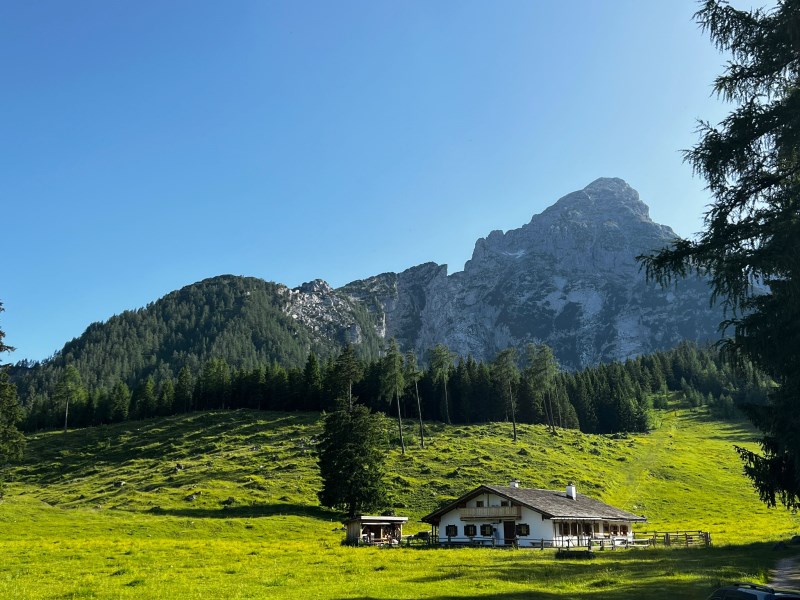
145 502 337 520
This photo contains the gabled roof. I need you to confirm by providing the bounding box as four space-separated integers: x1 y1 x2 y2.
421 484 646 524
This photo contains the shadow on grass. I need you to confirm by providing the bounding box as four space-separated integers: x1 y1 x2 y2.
146 502 337 520
677 409 758 443
337 542 787 600
17 410 320 485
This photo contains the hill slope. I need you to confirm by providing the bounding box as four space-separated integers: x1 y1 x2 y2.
3 407 799 599
8 406 798 542
17 275 383 394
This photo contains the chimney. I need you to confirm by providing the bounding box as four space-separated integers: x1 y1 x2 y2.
566 482 576 500
510 478 520 489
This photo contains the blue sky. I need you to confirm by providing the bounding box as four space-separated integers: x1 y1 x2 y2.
2 1 744 362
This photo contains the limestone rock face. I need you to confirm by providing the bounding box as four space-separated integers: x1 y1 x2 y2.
340 178 720 368
282 279 370 346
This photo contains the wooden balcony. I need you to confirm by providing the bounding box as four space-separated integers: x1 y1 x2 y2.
459 506 521 520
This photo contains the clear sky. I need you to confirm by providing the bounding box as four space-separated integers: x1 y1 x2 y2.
1 1 750 362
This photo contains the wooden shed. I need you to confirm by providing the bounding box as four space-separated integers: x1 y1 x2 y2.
344 515 408 545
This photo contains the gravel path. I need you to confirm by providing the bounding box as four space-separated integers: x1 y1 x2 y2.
771 555 800 591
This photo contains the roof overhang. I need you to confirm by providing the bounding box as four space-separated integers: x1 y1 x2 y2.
344 515 408 525
549 516 647 522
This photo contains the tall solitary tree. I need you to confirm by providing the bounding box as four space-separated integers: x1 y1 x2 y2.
380 339 406 454
54 365 87 433
640 0 800 509
492 348 520 441
404 351 425 448
429 344 454 425
316 401 389 517
528 344 559 434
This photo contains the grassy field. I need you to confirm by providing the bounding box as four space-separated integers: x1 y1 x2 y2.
1 405 798 599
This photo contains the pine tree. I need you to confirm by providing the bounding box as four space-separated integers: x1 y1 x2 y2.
404 351 425 448
492 348 520 441
528 344 559 433
429 344 454 425
639 0 800 509
0 371 25 465
334 344 363 410
110 381 131 422
316 401 388 517
302 353 323 411
0 302 13 355
54 366 87 433
175 366 194 413
380 339 405 455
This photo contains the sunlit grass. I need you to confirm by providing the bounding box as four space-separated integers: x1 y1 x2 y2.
1 405 798 598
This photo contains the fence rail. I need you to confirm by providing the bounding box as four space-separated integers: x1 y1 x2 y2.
426 530 712 549
635 530 712 547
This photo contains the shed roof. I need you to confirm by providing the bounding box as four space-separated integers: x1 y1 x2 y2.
421 485 646 524
344 515 409 525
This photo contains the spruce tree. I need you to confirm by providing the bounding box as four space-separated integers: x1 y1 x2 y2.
316 401 388 517
640 0 800 509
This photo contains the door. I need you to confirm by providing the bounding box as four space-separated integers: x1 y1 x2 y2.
503 521 516 545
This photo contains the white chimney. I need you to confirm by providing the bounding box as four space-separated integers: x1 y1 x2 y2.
566 482 576 500
510 478 520 489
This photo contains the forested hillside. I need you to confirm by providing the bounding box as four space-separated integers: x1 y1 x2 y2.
13 275 382 408
18 334 771 437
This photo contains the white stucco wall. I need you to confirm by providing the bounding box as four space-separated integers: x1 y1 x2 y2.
433 491 636 548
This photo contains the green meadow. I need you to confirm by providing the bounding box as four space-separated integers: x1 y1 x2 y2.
1 405 798 599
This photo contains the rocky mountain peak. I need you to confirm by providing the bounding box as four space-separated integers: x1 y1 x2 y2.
539 177 652 226
342 177 718 368
296 279 333 295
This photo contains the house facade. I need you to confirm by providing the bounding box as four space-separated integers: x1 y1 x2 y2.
421 480 646 548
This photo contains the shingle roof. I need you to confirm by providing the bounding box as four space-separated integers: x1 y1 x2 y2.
421 484 646 524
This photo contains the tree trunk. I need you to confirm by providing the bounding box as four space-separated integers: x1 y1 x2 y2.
396 389 405 455
63 397 70 433
509 382 517 442
415 381 425 448
443 382 451 425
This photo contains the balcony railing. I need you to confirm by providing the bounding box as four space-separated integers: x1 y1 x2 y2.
459 506 521 520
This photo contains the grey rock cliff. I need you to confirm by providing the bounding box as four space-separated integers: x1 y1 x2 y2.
340 178 719 368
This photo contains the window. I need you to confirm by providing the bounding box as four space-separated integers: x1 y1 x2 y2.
570 522 578 536
583 523 592 536
480 524 493 536
515 523 530 536
475 500 484 508
500 500 510 507
464 524 477 537
603 522 609 533
445 525 457 537
621 525 628 535
593 522 600 534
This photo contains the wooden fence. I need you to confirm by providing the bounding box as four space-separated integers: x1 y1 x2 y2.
635 530 712 547
426 530 711 549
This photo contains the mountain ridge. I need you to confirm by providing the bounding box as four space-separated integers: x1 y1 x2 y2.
340 177 718 367
16 178 721 396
